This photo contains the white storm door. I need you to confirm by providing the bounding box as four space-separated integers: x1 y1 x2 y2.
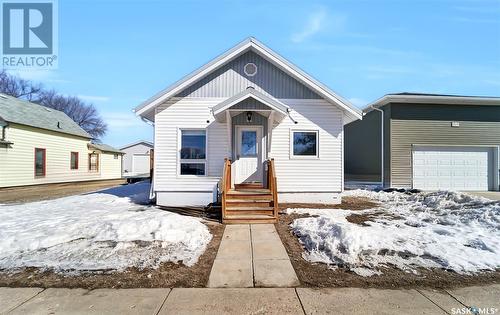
235 126 263 184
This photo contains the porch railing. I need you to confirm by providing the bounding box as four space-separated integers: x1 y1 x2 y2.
267 158 279 218
221 158 231 220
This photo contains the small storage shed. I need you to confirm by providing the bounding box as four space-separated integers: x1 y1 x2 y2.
119 140 153 176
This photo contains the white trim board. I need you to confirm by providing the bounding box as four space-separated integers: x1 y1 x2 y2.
134 37 362 122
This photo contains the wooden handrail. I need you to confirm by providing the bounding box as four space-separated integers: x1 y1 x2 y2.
267 158 278 219
221 158 231 221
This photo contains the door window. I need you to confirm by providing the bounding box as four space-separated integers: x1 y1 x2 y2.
241 131 257 156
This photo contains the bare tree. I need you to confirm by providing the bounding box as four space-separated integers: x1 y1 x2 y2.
0 70 107 139
37 90 107 139
0 70 42 101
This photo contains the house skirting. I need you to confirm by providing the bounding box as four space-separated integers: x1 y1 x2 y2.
156 191 217 207
278 192 341 204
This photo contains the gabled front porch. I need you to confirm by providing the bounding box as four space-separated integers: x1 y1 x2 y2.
212 88 285 224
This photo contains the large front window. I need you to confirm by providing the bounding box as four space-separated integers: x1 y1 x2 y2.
180 130 206 175
292 131 318 157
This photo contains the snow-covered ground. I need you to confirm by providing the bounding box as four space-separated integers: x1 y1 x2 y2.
0 182 212 273
288 190 500 277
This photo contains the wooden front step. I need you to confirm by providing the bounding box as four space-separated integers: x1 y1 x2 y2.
224 214 277 224
225 206 274 216
221 159 278 224
226 190 273 201
225 199 272 207
234 182 264 190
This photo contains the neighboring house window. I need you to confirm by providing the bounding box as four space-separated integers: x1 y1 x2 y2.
70 152 79 170
114 154 119 159
291 130 319 158
34 148 46 177
88 153 99 172
180 130 206 175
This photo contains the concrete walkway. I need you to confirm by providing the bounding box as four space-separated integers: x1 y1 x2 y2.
1 285 499 314
207 224 299 288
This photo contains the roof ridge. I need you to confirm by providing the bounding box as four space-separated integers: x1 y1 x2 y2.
133 37 362 121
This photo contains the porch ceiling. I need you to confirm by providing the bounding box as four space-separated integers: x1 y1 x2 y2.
212 88 289 122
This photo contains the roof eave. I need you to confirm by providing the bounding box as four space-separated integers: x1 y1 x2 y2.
363 94 500 113
133 37 362 120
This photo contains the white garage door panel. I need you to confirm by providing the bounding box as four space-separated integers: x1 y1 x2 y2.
412 146 491 191
132 154 150 175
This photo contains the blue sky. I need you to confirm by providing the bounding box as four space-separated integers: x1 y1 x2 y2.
9 0 500 146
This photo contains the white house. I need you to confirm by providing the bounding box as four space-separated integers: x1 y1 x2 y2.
119 140 153 176
134 38 361 223
0 94 123 188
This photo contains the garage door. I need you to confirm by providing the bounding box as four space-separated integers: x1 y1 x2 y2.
132 154 150 175
412 146 492 191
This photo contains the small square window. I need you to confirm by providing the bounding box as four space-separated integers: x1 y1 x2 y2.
292 131 318 158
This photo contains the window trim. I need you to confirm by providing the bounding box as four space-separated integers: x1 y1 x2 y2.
70 152 79 170
178 128 208 177
88 152 100 172
290 129 319 159
34 148 46 177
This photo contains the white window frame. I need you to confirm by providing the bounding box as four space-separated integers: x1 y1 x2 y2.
290 129 319 159
178 128 208 177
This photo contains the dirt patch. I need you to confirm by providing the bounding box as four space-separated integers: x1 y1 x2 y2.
276 211 500 289
280 196 378 212
346 211 404 226
0 222 223 289
0 179 128 204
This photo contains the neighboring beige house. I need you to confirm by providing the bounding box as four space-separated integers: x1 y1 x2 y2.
0 93 123 188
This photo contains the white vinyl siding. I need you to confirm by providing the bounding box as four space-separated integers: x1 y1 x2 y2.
154 98 228 192
0 123 122 188
99 152 122 180
270 99 343 193
153 98 343 195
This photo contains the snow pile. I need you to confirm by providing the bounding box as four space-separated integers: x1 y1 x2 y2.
289 190 500 276
0 182 212 272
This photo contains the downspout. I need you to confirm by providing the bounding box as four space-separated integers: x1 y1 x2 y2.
371 106 384 187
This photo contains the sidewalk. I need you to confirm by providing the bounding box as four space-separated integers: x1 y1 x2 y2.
207 224 299 288
1 285 499 314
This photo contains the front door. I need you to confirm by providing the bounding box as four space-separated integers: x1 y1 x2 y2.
235 126 263 184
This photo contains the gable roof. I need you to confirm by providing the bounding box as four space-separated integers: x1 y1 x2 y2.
0 93 92 139
119 140 154 150
212 87 289 118
364 92 500 113
88 142 123 154
133 37 362 122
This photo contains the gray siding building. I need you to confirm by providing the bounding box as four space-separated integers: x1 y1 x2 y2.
345 93 500 191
